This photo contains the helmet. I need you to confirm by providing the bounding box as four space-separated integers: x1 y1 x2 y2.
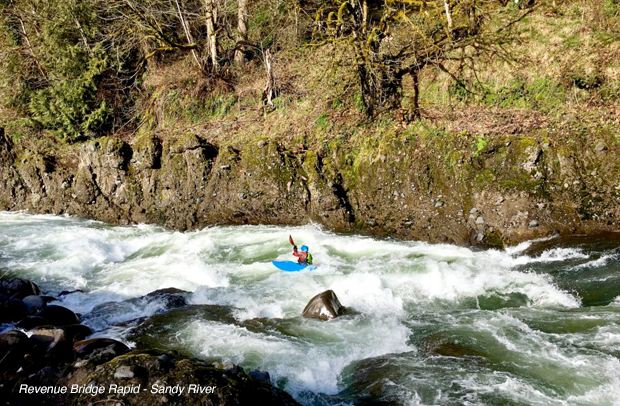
301 245 309 252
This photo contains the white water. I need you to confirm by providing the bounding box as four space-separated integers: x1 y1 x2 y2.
1 212 620 405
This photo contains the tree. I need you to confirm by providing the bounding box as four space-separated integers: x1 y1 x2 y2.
313 0 535 119
1 0 110 140
235 0 249 64
203 0 219 71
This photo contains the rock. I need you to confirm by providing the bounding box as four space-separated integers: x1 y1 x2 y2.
114 365 135 379
143 288 189 308
476 216 485 225
61 324 93 341
302 290 343 321
470 207 478 214
3 278 41 299
418 334 485 358
35 305 79 326
249 369 271 383
22 295 49 314
1 330 30 349
0 330 32 373
73 338 130 364
29 328 74 362
132 134 162 170
83 288 189 329
16 316 48 330
214 361 244 374
1 299 28 322
59 353 301 406
595 141 607 152
529 220 539 228
155 353 174 371
58 289 84 297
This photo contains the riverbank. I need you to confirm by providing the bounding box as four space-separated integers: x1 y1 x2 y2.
1 114 618 247
0 276 300 406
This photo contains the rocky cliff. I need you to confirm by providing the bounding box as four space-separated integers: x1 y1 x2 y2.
1 125 618 247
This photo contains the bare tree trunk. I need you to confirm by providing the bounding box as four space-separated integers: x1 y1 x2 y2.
262 49 275 107
203 0 219 72
362 0 368 33
411 69 420 119
70 3 91 54
235 0 248 64
175 0 203 70
443 0 453 30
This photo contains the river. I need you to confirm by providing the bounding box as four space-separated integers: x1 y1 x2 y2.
1 212 619 406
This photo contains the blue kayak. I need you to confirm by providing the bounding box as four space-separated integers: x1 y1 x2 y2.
272 261 315 272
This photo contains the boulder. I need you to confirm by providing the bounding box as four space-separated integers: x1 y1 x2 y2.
73 338 130 364
30 328 73 363
141 287 189 308
29 325 93 362
1 299 28 323
22 295 51 314
302 290 343 321
16 316 48 330
249 369 271 383
2 278 41 299
35 305 79 326
60 324 93 342
0 330 32 374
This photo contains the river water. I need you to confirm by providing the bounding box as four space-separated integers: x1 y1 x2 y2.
1 212 619 406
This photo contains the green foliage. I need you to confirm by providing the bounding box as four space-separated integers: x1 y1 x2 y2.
354 92 365 113
29 50 108 141
474 137 487 157
603 0 620 17
315 112 329 129
0 0 112 141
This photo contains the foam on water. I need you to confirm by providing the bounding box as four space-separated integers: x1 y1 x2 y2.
181 315 413 396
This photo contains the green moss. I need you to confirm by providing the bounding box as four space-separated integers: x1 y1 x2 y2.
474 168 496 185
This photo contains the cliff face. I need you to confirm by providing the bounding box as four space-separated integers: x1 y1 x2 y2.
1 127 618 247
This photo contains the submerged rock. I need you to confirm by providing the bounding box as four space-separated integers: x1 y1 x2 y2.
82 287 189 329
302 290 343 321
418 334 486 358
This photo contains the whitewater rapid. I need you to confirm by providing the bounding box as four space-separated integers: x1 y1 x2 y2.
1 212 619 405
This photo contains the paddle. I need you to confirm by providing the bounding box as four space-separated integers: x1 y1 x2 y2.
289 235 295 247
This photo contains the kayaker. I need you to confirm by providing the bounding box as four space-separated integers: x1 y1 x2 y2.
293 245 313 265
